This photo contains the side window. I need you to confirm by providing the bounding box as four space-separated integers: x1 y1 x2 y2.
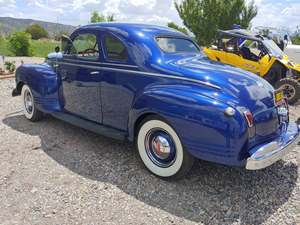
72 33 99 60
240 40 262 61
104 35 128 61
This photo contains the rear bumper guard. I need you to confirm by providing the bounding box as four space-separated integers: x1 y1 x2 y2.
246 120 300 170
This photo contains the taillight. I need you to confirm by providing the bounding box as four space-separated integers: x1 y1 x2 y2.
244 111 254 127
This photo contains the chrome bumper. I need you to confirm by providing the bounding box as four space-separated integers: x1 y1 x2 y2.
246 121 300 170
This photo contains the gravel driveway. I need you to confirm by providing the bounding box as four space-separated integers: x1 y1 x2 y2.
0 78 299 225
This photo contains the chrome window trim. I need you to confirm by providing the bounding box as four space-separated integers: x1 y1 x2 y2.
63 58 138 68
58 61 221 90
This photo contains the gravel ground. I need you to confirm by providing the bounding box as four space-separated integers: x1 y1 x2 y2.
0 77 299 225
0 57 44 71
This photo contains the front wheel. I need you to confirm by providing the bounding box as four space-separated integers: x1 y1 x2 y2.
275 78 300 104
136 117 194 179
21 85 44 121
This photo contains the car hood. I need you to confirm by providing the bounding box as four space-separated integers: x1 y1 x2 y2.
279 55 300 72
168 56 275 110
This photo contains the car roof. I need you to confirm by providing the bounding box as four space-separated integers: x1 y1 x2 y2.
77 22 188 39
218 29 264 42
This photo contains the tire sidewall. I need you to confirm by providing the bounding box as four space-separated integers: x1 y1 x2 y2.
137 119 184 178
21 85 35 120
276 78 300 104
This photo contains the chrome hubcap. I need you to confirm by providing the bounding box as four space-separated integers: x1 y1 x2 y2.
145 129 176 168
281 84 296 100
24 90 33 114
151 135 171 160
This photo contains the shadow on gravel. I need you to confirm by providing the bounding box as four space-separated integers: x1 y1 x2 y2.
3 114 298 225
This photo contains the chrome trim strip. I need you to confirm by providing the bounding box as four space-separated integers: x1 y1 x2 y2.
246 123 300 170
58 61 221 90
63 58 139 68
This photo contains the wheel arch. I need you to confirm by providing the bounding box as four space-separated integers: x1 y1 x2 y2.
13 81 26 96
128 111 170 142
264 61 288 85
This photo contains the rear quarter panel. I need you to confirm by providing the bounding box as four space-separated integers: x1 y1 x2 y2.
15 63 62 112
129 84 249 166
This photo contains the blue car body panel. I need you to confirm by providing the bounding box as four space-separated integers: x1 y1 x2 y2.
13 23 298 168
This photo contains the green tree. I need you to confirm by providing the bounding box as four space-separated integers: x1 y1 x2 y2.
8 31 32 56
175 0 257 46
90 11 115 23
167 22 188 35
25 24 48 40
106 14 115 22
292 35 300 45
239 0 258 29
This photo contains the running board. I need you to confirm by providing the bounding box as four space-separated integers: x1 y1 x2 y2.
51 112 126 141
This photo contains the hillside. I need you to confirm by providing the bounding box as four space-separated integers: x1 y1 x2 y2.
0 17 75 37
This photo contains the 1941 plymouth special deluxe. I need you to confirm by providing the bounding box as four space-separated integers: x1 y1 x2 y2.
12 23 300 179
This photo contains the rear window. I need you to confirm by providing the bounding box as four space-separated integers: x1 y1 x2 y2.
104 35 128 61
156 37 200 53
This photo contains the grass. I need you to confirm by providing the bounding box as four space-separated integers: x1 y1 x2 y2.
31 39 59 57
0 38 59 57
0 39 13 56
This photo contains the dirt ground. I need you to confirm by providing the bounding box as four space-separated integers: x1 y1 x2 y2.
0 58 299 225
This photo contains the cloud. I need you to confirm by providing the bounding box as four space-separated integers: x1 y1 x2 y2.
251 0 300 32
0 0 299 33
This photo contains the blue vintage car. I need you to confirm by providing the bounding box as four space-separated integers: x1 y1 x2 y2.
12 23 299 179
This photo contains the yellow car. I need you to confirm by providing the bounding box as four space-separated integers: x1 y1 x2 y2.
204 29 300 104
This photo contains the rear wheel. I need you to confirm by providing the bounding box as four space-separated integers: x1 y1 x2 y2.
21 85 44 121
136 117 194 179
275 78 300 104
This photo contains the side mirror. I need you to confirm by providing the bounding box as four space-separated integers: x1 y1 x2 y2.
55 46 60 53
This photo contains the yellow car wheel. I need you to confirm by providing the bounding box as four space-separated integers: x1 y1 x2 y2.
275 78 300 104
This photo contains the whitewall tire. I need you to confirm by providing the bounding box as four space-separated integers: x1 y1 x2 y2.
137 117 194 179
21 85 43 122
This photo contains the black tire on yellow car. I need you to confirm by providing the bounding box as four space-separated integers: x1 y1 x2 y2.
275 78 300 104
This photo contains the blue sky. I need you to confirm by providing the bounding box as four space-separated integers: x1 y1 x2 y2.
0 0 299 33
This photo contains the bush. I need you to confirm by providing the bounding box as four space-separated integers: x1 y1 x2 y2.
25 24 48 40
8 31 32 56
4 61 16 73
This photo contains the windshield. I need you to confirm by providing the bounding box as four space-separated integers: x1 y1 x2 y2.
263 39 284 57
156 37 200 54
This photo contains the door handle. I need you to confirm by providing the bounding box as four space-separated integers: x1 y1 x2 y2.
90 71 100 75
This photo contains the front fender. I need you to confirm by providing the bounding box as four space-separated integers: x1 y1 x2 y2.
15 63 62 112
128 85 249 167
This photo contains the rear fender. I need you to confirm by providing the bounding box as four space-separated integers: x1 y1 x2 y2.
15 63 62 112
128 85 249 166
